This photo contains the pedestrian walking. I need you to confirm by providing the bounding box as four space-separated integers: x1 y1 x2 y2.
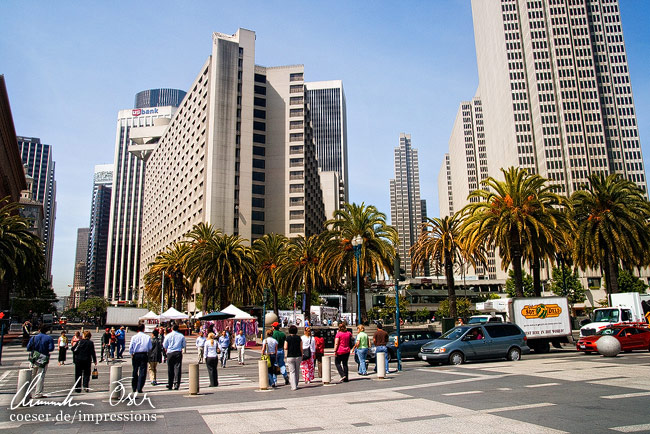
300 327 316 384
284 325 301 390
163 323 186 390
196 332 206 364
57 331 68 366
71 331 97 393
71 330 81 347
218 331 230 368
21 321 31 347
204 332 219 387
100 328 111 362
116 326 126 359
334 322 353 383
313 329 325 378
148 329 163 386
235 330 246 365
373 323 389 375
271 322 289 385
109 328 117 359
129 323 152 394
26 325 55 398
353 325 369 375
261 329 278 387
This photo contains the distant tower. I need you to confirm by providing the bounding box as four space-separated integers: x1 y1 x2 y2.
73 227 90 289
86 164 113 299
390 133 422 278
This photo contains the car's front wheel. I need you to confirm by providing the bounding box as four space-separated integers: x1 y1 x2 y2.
449 351 464 365
507 347 521 361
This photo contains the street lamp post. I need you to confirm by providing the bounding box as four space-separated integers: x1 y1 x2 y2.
262 288 269 338
351 235 363 326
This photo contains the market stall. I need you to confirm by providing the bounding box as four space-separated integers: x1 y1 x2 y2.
201 304 258 346
139 311 160 333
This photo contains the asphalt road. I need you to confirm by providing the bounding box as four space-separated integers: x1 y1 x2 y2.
1 333 649 433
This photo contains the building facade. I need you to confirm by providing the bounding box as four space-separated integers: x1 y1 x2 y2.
471 0 646 195
305 80 348 215
73 227 90 290
134 89 186 110
86 165 112 299
17 136 56 282
390 133 423 278
105 103 179 303
140 29 327 294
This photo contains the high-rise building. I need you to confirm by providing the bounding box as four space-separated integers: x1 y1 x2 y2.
105 97 181 303
471 0 646 195
17 136 56 281
140 29 327 294
438 154 454 217
390 133 423 278
73 227 90 289
134 89 186 110
305 80 348 213
86 165 112 299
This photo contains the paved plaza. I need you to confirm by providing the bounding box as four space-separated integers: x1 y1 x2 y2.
1 334 649 433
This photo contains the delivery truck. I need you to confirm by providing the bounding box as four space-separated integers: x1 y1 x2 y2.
105 307 150 327
477 296 573 353
579 292 649 337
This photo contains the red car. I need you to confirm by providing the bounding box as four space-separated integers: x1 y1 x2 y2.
576 326 650 353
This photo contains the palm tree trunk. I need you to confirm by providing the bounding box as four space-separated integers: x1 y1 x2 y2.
445 251 457 319
359 278 367 324
511 234 524 298
532 256 542 297
304 279 312 322
608 254 620 294
272 287 279 316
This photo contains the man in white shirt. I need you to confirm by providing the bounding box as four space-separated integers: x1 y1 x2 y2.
129 324 152 394
196 332 206 364
163 323 186 390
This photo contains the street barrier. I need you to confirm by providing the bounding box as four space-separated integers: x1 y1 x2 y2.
188 363 199 395
109 365 122 398
377 352 386 379
16 369 32 405
258 360 269 390
322 355 332 384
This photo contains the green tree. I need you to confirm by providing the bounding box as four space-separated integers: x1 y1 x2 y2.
437 298 472 319
253 233 289 316
321 203 398 322
77 297 109 324
144 242 193 311
383 295 410 322
549 265 586 310
463 167 569 298
616 269 648 294
505 270 535 298
476 293 502 302
572 173 650 294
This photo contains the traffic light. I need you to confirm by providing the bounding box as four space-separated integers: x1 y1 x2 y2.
394 255 405 282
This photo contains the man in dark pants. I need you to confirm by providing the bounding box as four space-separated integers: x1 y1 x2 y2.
163 323 186 390
128 324 152 394
100 328 111 362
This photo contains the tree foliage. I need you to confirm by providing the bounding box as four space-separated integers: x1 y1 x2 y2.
616 269 648 294
505 270 535 298
436 298 472 319
549 265 586 306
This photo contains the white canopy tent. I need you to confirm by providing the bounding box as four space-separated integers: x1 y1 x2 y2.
139 311 160 321
161 307 189 321
140 311 161 333
221 304 255 320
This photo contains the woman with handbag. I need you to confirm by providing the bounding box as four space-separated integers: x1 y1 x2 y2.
261 329 278 387
148 329 163 386
284 325 302 390
57 331 68 366
72 331 97 393
300 327 316 384
204 332 219 387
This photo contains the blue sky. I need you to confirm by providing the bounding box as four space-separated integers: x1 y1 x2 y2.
1 1 649 297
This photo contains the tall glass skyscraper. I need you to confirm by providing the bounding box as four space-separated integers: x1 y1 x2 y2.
17 136 56 282
86 164 112 299
134 89 186 110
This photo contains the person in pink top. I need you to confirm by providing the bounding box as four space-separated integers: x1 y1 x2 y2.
333 322 353 383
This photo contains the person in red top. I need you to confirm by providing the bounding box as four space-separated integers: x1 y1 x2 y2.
333 322 353 383
313 330 325 378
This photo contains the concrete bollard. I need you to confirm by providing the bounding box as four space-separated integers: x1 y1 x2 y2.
109 365 122 398
258 360 269 390
189 363 199 395
322 355 332 384
16 369 32 405
96 327 99 333
377 352 386 379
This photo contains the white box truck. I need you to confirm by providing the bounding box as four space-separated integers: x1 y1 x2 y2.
105 307 150 327
579 292 649 337
478 297 573 353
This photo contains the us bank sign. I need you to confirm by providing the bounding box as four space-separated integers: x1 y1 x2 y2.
132 108 159 117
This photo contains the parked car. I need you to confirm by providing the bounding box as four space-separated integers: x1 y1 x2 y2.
418 323 530 366
468 315 504 324
576 326 650 354
365 329 441 363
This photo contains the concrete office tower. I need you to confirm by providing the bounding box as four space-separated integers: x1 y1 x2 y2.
73 227 90 289
140 29 326 290
305 80 348 212
438 154 454 217
105 104 179 303
134 89 186 110
319 171 342 221
390 133 422 278
471 0 646 195
17 136 56 281
86 164 112 299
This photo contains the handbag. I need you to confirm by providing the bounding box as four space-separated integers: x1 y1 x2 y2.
261 354 271 368
92 367 99 379
29 350 49 368
302 338 312 361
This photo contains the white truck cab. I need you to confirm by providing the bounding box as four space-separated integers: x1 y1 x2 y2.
580 293 648 337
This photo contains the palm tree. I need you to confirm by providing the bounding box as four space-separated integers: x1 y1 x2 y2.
253 233 289 316
410 213 476 319
572 173 650 294
184 223 223 312
277 235 327 323
462 167 568 297
320 203 398 323
144 242 192 311
0 198 45 306
208 233 255 309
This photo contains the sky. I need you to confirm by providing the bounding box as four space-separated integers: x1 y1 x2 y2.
1 1 649 298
